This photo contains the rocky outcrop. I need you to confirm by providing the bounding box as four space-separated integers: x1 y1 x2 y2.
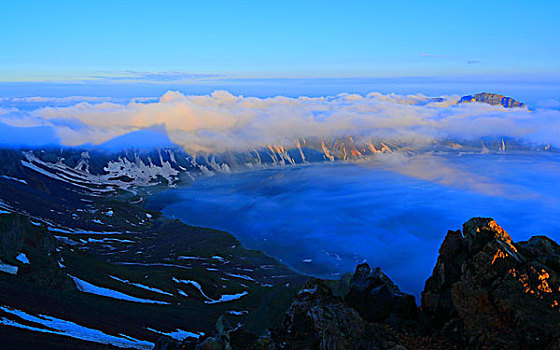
345 264 418 330
459 92 525 108
268 278 372 349
154 218 560 350
171 279 414 350
155 274 422 350
422 218 560 349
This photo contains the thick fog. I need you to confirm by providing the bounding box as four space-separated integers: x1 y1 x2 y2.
149 152 560 298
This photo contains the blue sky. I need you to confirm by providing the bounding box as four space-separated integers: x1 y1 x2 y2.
1 0 559 82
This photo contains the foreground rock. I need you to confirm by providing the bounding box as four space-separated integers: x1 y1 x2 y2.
154 218 560 350
259 267 455 350
268 279 368 349
422 218 560 349
155 270 436 349
267 278 410 350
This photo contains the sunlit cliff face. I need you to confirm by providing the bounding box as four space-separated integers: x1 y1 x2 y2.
1 90 559 153
473 220 559 312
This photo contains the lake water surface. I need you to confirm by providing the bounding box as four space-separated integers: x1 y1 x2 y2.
150 152 560 297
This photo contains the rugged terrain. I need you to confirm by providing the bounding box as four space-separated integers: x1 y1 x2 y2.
155 218 559 350
1 153 559 349
0 148 307 349
1 100 558 349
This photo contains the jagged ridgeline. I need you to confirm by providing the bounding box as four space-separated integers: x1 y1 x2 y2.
0 92 551 194
2 140 551 195
0 139 398 193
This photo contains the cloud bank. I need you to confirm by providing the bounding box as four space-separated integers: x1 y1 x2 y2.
0 91 559 152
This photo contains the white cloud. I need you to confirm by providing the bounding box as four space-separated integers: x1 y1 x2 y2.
1 90 558 153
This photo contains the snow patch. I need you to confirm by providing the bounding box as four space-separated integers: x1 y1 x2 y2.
227 310 249 316
0 261 18 275
88 238 134 244
172 277 212 300
69 275 170 304
116 262 191 269
0 305 153 349
109 276 173 296
15 253 29 264
1 175 27 184
298 285 318 295
146 327 203 341
48 226 122 235
178 256 204 261
204 291 248 304
224 272 255 282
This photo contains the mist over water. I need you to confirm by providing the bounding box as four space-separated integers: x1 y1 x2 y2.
3 81 559 299
152 152 560 298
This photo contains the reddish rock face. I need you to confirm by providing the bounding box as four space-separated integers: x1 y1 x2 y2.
422 218 560 349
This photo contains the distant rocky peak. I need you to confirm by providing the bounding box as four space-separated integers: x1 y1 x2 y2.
459 92 525 108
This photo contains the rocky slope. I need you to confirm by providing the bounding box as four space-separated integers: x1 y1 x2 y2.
156 218 560 350
0 141 397 195
2 154 559 349
0 152 306 349
3 136 550 197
